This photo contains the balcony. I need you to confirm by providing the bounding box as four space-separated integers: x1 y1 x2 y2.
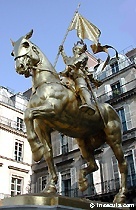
123 128 136 142
60 174 136 200
97 79 136 104
0 115 26 133
96 52 136 81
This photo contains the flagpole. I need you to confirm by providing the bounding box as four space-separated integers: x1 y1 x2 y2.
53 3 81 68
85 75 107 127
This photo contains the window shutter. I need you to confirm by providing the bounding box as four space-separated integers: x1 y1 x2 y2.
68 137 73 151
93 160 101 194
70 167 77 197
56 172 62 193
52 132 61 157
112 156 120 191
106 66 112 77
70 167 77 188
133 149 136 171
120 78 127 93
35 181 38 193
124 105 132 130
104 84 112 98
57 136 61 156
72 138 78 150
37 177 42 193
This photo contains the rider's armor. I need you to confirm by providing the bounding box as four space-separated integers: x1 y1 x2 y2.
60 42 95 115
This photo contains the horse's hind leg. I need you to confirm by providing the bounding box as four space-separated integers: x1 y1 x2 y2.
105 121 128 203
76 138 98 192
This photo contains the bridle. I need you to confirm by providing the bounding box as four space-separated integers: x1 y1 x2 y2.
14 45 40 77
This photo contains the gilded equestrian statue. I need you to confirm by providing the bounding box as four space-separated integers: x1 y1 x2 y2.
11 30 127 203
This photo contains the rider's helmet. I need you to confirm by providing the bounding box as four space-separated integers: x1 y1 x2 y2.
72 40 87 55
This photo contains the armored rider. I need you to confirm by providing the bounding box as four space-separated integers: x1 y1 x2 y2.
59 41 95 115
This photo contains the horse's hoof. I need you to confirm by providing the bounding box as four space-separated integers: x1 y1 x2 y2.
32 144 44 162
78 178 88 192
113 193 126 204
42 184 57 194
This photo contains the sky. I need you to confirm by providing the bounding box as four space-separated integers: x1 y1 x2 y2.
0 0 136 93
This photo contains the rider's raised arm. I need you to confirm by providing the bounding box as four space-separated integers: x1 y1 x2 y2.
59 45 70 64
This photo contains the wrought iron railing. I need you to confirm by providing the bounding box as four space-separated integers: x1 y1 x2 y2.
95 54 136 81
60 174 136 198
0 115 26 132
96 79 136 104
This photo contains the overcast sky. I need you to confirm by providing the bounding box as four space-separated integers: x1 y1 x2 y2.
0 0 135 93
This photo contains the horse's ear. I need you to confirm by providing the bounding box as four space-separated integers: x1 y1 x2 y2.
25 29 33 39
10 39 15 46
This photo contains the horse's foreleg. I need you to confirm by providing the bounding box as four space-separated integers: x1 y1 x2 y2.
34 120 58 193
24 107 58 193
76 138 98 192
24 109 44 162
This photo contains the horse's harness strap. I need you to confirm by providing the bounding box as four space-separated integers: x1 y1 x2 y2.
14 51 31 61
32 66 59 77
34 81 62 90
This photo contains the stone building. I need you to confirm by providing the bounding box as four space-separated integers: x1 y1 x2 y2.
0 87 32 199
30 46 136 204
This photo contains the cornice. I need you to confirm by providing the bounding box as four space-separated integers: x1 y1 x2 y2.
8 165 29 173
0 155 31 167
107 87 136 105
102 63 136 83
0 123 27 138
0 101 24 114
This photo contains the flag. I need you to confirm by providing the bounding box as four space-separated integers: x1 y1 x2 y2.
91 43 119 70
68 12 101 43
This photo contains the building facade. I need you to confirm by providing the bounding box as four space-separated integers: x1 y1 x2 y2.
0 87 32 199
30 47 136 204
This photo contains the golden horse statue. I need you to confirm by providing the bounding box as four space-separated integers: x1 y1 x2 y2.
11 30 127 203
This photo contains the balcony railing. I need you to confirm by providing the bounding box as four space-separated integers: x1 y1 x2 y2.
0 115 26 133
97 79 136 103
96 53 136 81
60 174 136 198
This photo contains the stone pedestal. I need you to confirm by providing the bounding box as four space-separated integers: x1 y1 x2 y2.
0 193 129 210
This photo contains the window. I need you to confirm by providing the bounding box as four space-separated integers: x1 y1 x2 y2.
11 176 23 197
124 105 132 130
62 171 71 197
110 61 119 74
112 156 120 190
37 176 47 192
14 140 23 161
125 151 136 188
61 134 68 155
17 117 23 131
111 82 121 97
117 108 127 132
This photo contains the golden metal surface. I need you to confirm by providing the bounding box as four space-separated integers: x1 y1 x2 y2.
11 30 128 204
2 194 129 210
2 193 91 209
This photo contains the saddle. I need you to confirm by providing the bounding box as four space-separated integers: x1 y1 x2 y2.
59 72 102 93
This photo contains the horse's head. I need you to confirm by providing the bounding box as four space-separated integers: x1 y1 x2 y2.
11 30 40 77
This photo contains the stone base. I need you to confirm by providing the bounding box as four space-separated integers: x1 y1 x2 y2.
1 193 129 210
